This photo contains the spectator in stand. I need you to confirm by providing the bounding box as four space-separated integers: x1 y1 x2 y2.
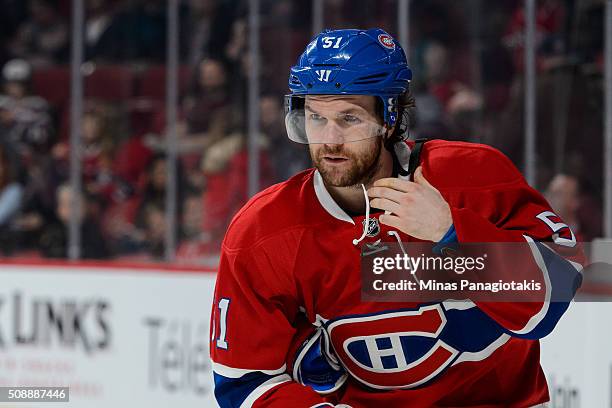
424 42 482 120
200 126 274 253
40 184 109 259
108 154 183 259
503 0 568 73
183 57 231 135
185 0 234 65
11 186 56 256
80 107 117 202
0 143 22 226
8 0 68 67
224 15 250 102
138 154 172 214
52 103 118 209
84 0 119 62
0 143 24 254
136 58 232 193
0 59 53 161
0 59 55 252
145 58 233 159
544 173 603 242
260 93 309 181
176 193 213 263
225 16 247 67
181 193 205 242
85 0 167 62
138 203 166 260
160 57 233 192
410 42 482 141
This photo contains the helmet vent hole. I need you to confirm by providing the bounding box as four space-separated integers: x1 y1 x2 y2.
335 83 341 88
353 72 389 85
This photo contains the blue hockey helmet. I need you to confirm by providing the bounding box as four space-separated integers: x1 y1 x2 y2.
285 28 412 144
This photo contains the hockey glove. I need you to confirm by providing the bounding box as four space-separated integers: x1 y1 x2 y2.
292 326 348 394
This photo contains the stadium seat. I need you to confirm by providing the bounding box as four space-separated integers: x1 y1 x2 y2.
84 65 135 101
137 65 193 100
31 66 70 108
126 98 165 137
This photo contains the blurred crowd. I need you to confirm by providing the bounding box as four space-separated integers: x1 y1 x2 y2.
0 0 606 264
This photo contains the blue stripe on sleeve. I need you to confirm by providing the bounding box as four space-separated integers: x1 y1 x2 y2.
214 371 278 408
509 241 582 340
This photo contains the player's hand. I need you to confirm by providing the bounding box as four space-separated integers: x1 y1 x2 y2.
367 166 452 241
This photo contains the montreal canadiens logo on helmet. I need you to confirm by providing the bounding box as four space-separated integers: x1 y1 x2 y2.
378 34 395 50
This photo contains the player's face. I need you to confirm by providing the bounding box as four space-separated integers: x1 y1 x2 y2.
306 95 385 187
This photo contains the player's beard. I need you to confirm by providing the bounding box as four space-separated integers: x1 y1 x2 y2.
310 137 383 188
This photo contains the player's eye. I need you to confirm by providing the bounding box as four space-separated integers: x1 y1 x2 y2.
343 114 361 124
309 113 325 122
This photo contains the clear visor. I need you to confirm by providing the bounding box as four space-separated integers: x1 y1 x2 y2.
285 95 386 144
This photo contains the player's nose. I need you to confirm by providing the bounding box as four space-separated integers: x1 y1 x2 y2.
319 121 344 145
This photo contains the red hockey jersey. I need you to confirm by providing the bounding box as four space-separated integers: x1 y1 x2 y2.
210 140 584 408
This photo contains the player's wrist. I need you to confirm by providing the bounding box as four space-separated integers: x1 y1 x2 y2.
437 224 457 244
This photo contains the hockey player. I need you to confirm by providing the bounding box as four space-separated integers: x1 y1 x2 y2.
210 28 583 407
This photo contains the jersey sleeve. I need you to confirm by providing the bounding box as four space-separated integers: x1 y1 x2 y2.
445 154 584 340
210 237 329 408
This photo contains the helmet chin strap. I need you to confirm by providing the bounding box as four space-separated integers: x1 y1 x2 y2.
382 127 409 178
391 147 410 178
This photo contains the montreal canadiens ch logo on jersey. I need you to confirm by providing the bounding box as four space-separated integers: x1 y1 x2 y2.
362 218 380 237
326 305 459 389
378 34 395 50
